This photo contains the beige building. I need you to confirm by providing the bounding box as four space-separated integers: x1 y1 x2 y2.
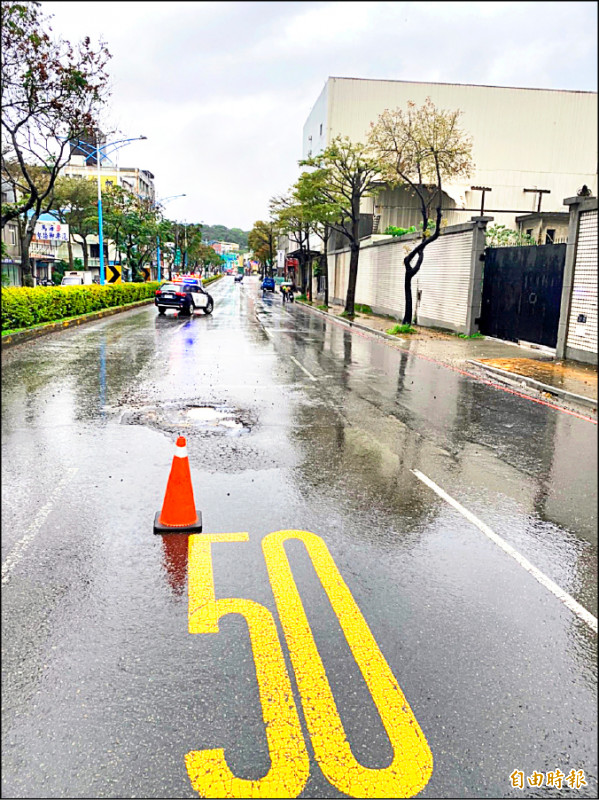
1 182 21 285
64 155 156 203
303 77 597 233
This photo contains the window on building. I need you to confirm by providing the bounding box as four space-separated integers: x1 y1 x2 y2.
526 229 533 237
10 228 16 245
90 244 109 259
319 123 323 136
545 229 556 244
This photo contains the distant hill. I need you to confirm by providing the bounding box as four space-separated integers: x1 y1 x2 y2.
202 224 249 250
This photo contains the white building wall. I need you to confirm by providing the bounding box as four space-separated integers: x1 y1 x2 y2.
328 226 475 331
565 209 598 356
302 81 329 160
307 78 597 229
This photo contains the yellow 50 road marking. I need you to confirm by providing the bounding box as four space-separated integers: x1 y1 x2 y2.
186 531 433 799
187 534 309 798
263 531 433 799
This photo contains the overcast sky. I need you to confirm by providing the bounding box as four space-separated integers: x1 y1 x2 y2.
41 1 597 231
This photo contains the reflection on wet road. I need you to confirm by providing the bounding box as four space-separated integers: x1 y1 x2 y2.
2 276 597 798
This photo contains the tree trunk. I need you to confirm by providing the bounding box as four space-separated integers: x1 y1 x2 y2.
18 217 35 284
323 225 329 307
67 237 74 269
403 267 414 325
320 253 329 307
345 244 360 315
307 257 313 302
82 238 89 269
344 199 361 315
402 208 442 324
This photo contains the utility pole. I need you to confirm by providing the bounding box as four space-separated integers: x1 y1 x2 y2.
524 188 551 213
184 222 188 271
471 186 492 216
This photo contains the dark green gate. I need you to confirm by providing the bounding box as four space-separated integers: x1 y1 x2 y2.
479 244 566 347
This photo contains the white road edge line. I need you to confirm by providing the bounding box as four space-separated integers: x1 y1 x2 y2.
411 469 598 634
2 468 78 586
289 356 317 381
170 319 190 337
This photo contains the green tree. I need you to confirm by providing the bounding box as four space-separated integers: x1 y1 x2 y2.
485 224 536 247
102 186 162 280
248 219 277 277
269 193 313 298
294 169 343 308
201 223 249 249
49 174 98 268
177 222 203 270
1 1 111 277
369 97 473 324
299 136 381 316
195 243 224 273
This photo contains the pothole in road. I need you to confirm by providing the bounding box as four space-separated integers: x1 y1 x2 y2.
119 402 251 437
185 405 246 432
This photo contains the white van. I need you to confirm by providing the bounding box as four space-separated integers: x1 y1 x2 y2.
61 271 95 286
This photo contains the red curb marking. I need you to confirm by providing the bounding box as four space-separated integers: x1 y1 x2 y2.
314 311 597 425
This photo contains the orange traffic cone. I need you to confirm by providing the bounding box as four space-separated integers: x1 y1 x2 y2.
153 436 203 534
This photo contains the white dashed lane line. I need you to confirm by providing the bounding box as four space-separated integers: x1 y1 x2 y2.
411 469 597 634
289 356 318 381
2 468 78 586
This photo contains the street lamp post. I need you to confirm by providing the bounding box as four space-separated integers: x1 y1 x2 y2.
184 222 188 271
96 135 147 285
155 194 186 282
72 133 147 284
95 133 106 285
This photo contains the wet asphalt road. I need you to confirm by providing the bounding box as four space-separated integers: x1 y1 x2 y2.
2 275 597 799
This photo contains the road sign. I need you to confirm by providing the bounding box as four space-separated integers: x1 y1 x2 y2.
140 267 150 282
107 263 122 284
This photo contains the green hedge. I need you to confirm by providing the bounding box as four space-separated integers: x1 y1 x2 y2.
1 282 161 332
202 273 223 286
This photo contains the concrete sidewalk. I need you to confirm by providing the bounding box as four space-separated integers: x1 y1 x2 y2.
295 299 597 413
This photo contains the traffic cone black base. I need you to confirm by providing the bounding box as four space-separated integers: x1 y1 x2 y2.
153 510 203 535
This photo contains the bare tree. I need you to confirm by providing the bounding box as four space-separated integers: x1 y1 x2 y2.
369 97 473 323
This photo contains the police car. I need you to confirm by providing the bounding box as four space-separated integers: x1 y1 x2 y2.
155 276 214 315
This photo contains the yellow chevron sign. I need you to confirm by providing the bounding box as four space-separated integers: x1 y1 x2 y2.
107 264 121 284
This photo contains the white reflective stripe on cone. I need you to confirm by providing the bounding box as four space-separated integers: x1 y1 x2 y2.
175 445 188 458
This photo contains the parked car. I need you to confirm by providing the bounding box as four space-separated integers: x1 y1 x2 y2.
155 278 214 315
262 276 275 292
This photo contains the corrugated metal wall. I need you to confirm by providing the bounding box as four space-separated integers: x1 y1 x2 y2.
415 231 473 328
566 210 598 355
328 227 474 330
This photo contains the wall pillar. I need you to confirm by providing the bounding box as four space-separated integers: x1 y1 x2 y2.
465 215 493 335
555 196 597 361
